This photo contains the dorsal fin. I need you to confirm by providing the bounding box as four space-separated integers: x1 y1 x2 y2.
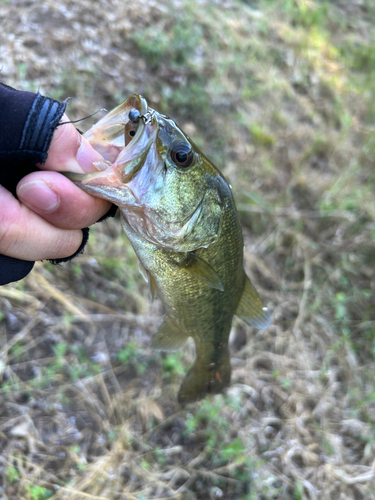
176 252 224 292
151 316 190 352
235 274 272 330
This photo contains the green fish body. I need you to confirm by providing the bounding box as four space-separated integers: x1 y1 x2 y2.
65 95 271 403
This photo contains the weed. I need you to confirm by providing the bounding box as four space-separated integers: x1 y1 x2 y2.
283 0 329 30
62 311 75 327
5 465 20 484
162 352 185 379
134 10 204 70
71 264 82 277
247 123 275 147
27 485 53 500
140 459 150 470
68 345 101 380
163 82 211 123
54 342 68 358
117 340 148 375
341 38 375 75
117 341 139 364
294 480 304 500
219 437 245 462
322 437 335 457
184 396 250 469
334 292 347 321
133 29 169 68
155 447 167 466
101 257 128 281
9 341 24 362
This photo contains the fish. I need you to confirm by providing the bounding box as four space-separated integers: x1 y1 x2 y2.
64 94 271 404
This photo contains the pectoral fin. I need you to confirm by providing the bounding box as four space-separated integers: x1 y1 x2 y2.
151 316 189 352
148 272 157 302
138 260 148 282
138 261 157 302
236 274 272 330
176 253 224 292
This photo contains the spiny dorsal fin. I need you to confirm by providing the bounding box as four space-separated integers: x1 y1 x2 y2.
151 316 190 352
235 274 272 330
176 252 224 292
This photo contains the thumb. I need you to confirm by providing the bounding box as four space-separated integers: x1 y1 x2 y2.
39 113 104 174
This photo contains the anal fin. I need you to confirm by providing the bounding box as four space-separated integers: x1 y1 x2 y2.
151 316 189 352
235 274 272 330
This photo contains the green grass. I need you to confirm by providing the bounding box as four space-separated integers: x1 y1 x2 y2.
27 485 53 500
162 352 186 378
5 466 20 484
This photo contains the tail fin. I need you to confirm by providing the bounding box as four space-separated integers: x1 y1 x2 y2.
178 352 231 404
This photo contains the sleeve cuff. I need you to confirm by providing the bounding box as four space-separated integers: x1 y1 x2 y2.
48 227 90 265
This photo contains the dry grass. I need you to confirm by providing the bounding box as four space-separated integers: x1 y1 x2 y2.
1 0 375 498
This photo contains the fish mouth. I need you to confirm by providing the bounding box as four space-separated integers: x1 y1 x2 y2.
63 95 156 198
83 94 149 163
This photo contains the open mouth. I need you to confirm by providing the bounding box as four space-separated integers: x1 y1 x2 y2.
83 94 149 163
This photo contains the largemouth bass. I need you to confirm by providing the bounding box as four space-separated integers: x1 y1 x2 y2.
65 95 271 404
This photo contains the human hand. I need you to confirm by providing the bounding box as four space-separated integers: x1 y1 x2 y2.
0 114 112 261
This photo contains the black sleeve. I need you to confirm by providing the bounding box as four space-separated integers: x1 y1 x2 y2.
0 82 66 196
0 83 89 285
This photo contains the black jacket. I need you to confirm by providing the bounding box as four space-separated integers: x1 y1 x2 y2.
0 83 88 285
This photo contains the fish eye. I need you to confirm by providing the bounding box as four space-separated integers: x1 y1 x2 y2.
171 142 194 168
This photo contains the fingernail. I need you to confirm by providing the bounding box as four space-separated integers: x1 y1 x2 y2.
18 180 59 212
76 137 103 172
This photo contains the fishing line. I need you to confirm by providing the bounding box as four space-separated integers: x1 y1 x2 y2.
57 108 107 126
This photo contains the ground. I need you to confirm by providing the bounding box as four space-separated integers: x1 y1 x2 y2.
1 0 375 499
